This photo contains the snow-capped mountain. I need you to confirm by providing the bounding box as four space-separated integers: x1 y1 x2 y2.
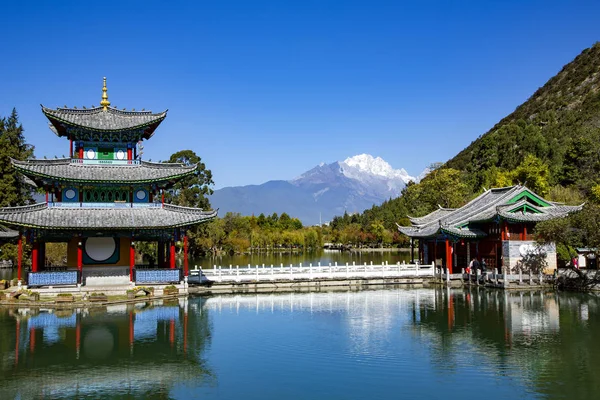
210 154 426 225
342 154 415 183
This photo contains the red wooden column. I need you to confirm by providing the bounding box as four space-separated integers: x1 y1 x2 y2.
17 234 22 281
170 240 176 269
445 239 453 274
183 235 189 277
127 147 132 161
523 225 528 241
69 139 73 157
31 242 39 272
78 146 83 159
130 240 135 282
77 240 83 282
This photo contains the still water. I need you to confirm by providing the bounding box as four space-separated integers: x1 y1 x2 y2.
1 288 598 399
190 249 412 269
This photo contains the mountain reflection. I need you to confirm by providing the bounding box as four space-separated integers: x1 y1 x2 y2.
204 287 600 400
2 288 600 399
0 298 213 399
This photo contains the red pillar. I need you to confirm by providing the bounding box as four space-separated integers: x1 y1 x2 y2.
32 242 39 272
523 225 528 241
77 240 83 279
161 190 165 207
69 139 73 157
170 240 176 269
130 240 135 282
17 235 22 281
183 235 189 277
78 146 83 159
127 148 132 161
445 239 453 274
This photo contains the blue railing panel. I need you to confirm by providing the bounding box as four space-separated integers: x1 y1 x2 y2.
28 271 79 287
135 269 181 284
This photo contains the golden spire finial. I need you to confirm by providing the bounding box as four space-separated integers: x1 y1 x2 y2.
100 77 110 110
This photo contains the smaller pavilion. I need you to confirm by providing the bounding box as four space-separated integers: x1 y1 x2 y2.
398 185 582 273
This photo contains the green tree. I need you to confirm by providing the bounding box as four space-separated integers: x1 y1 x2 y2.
164 150 214 209
0 109 34 207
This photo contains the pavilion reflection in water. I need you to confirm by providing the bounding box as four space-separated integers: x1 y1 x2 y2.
0 298 212 399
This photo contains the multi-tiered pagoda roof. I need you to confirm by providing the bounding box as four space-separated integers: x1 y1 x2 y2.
0 77 217 235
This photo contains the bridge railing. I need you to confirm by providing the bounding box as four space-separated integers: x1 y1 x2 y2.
196 261 435 283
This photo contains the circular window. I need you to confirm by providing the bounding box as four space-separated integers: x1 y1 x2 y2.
85 237 117 262
116 149 126 160
136 189 146 200
86 149 96 159
64 189 76 200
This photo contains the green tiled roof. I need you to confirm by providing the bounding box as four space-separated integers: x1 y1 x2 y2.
398 185 582 239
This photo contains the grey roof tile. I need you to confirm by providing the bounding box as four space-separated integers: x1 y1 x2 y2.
12 158 197 184
42 106 167 132
0 203 217 230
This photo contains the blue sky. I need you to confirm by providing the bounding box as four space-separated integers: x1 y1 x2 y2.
2 1 599 189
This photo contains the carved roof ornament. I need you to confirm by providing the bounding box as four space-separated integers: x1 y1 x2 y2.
100 77 111 110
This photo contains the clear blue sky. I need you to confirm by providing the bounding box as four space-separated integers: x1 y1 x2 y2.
2 1 599 189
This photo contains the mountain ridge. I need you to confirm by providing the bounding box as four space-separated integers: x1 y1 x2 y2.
210 154 424 225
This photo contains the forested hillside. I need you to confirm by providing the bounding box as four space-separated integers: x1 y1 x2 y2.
447 42 600 193
331 43 600 241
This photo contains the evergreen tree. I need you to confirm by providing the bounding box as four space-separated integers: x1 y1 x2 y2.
164 149 214 209
0 109 34 207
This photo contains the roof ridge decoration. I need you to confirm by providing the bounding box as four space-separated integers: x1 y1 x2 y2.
100 77 110 110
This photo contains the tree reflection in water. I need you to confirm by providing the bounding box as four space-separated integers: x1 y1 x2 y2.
2 288 600 399
0 298 213 399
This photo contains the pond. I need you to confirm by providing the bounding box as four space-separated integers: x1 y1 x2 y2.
1 287 599 399
190 249 412 269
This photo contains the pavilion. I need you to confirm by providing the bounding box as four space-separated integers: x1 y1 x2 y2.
0 78 217 286
398 185 582 274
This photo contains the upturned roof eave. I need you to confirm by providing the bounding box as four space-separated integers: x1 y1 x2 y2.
41 105 167 137
0 203 218 231
11 158 197 185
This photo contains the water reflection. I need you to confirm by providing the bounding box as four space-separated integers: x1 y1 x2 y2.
191 249 411 269
2 288 600 399
0 299 212 399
